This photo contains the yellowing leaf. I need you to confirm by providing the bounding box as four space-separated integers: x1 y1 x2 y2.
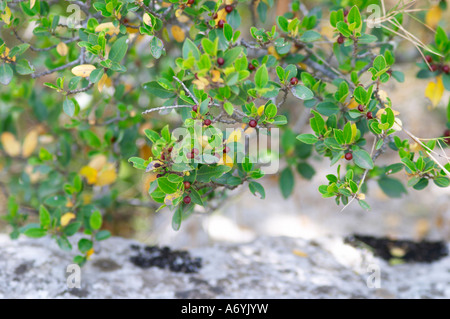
61 212 76 227
95 22 120 35
56 42 68 56
226 129 242 144
171 25 186 43
22 130 38 158
211 70 223 83
1 132 21 157
267 46 281 60
71 64 96 78
86 248 95 259
193 77 209 90
98 73 109 93
1 47 15 63
80 166 98 185
425 76 444 109
292 249 308 257
96 167 117 186
142 172 158 193
218 154 233 168
425 5 442 29
88 154 107 171
214 8 227 24
347 98 359 109
30 0 36 9
143 13 152 26
350 123 357 143
1 6 11 24
257 105 265 116
164 189 183 206
297 62 308 70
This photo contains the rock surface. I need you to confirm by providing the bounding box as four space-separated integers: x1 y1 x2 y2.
0 234 449 299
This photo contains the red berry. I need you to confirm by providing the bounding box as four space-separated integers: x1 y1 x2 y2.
225 5 233 13
366 111 373 119
444 129 450 144
223 146 230 153
188 0 195 4
343 9 349 16
425 55 433 63
183 181 191 189
217 19 225 28
192 105 198 112
337 36 345 44
249 119 257 128
161 154 165 160
431 64 438 72
168 147 173 153
187 152 194 159
183 196 191 204
204 119 212 126
290 77 299 85
248 63 256 71
442 65 450 74
193 148 199 155
212 13 218 19
357 104 364 112
217 57 225 66
386 69 392 75
344 152 353 161
156 174 163 178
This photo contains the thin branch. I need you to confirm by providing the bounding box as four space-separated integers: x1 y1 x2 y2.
142 104 192 114
31 58 81 79
173 76 198 104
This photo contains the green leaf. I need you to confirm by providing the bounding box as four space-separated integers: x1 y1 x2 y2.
39 205 51 228
0 63 13 85
292 85 314 100
150 36 165 59
63 98 78 117
316 102 339 116
95 230 111 241
378 177 407 198
296 162 315 180
300 30 321 42
109 36 128 62
57 236 72 251
89 210 102 230
182 38 200 60
296 133 318 144
255 64 268 88
157 177 179 194
196 165 232 182
248 181 265 199
434 176 450 188
78 238 93 254
24 228 47 238
172 207 182 231
353 149 374 169
279 167 294 198
15 59 35 75
64 222 81 236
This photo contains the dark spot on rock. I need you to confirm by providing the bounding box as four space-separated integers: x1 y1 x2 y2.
68 288 89 298
345 234 448 263
93 258 122 272
175 289 212 299
130 244 202 274
14 262 33 275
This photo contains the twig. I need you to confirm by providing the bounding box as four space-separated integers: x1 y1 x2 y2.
173 76 198 104
142 104 193 114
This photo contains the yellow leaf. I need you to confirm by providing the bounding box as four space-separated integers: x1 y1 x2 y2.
86 248 95 259
171 25 185 43
95 22 120 35
88 154 107 171
193 77 209 90
226 129 242 144
143 13 152 26
22 130 38 158
82 193 92 204
257 105 265 116
347 98 359 109
30 0 36 9
1 47 15 63
211 70 223 83
425 5 442 29
218 154 233 168
164 189 183 206
80 166 98 185
425 76 444 109
61 212 76 227
98 73 108 93
1 132 21 157
292 249 308 257
297 62 308 70
214 8 227 24
267 46 280 60
142 172 158 193
1 6 11 24
96 167 117 186
56 42 68 56
350 123 357 143
71 64 96 78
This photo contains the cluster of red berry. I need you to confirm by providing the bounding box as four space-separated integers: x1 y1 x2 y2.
425 55 450 74
357 104 373 119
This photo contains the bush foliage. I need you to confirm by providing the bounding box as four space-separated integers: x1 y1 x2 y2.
0 0 449 265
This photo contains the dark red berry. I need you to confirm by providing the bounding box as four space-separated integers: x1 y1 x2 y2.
442 65 450 74
183 181 191 189
337 36 345 44
344 152 353 161
187 152 194 159
217 19 225 28
154 163 161 168
204 119 212 126
425 55 433 63
290 77 299 85
187 0 195 4
444 129 450 144
156 174 163 178
223 146 230 153
431 64 438 72
168 147 173 153
161 154 165 160
225 5 233 13
183 196 191 204
249 119 257 128
192 105 198 112
343 9 349 16
193 148 199 155
248 63 256 71
387 69 392 75
357 104 364 112
212 12 218 19
217 57 225 66
366 111 373 119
